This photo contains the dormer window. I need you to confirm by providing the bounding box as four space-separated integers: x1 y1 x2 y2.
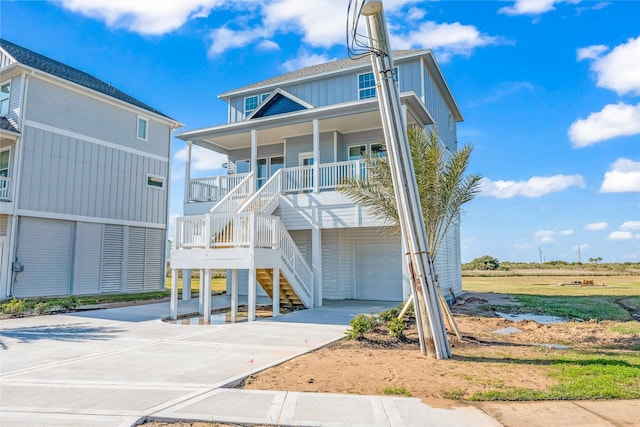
0 81 10 116
358 68 398 100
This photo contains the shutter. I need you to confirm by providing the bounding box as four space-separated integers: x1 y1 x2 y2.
143 228 164 291
73 222 101 294
101 225 123 293
126 227 145 293
14 218 73 297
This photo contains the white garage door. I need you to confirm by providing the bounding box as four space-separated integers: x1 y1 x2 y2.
355 242 402 301
14 217 73 297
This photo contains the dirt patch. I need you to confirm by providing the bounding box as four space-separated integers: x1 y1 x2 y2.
240 293 640 401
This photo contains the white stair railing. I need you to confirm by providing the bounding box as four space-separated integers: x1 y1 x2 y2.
188 173 250 202
210 171 255 215
318 160 366 189
239 169 283 214
174 215 208 249
278 219 312 305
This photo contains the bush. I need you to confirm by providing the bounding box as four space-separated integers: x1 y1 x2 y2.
345 314 378 340
378 306 401 323
33 300 50 315
2 297 27 317
60 295 78 312
388 317 407 339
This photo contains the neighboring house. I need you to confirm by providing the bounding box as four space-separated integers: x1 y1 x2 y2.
171 50 462 318
0 39 181 299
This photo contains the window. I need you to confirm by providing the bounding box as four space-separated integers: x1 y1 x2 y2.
0 149 9 178
0 81 10 116
348 145 367 160
270 156 284 176
357 67 399 100
236 160 250 174
137 116 149 140
371 143 387 158
244 93 271 118
146 174 165 189
348 143 387 160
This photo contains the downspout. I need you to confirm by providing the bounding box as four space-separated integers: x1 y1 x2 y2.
7 70 32 297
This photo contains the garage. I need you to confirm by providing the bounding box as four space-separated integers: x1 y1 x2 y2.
355 241 403 301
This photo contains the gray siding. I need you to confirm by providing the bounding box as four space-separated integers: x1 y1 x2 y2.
340 129 385 159
228 142 284 166
422 59 457 150
25 78 170 158
101 225 124 293
19 125 168 225
74 222 102 294
433 222 462 296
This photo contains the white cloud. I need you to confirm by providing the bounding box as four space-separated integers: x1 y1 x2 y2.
579 36 640 96
390 21 501 62
585 222 608 231
208 26 269 56
282 51 335 72
498 0 572 16
480 174 585 198
608 231 638 240
58 0 223 35
600 158 640 193
568 103 640 148
621 221 640 231
407 7 426 21
174 144 228 172
560 229 574 236
257 40 280 51
534 230 555 243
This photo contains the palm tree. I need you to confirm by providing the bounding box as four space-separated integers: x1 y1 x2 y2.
340 126 482 338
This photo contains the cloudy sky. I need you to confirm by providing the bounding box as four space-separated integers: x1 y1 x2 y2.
2 0 639 263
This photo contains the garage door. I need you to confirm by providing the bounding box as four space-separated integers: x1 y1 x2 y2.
14 217 73 297
355 242 402 301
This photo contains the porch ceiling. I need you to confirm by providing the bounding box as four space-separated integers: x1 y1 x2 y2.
179 92 433 152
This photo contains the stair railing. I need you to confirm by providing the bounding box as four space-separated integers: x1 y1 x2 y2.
210 171 256 215
278 219 312 305
239 169 283 214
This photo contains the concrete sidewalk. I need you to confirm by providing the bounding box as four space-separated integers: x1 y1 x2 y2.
2 298 637 427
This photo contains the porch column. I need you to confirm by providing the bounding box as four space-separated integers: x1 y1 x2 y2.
184 140 192 203
251 129 258 189
198 269 204 314
202 268 212 323
231 269 238 322
182 268 191 301
312 220 322 307
248 268 256 321
170 269 178 320
312 119 320 193
272 268 280 318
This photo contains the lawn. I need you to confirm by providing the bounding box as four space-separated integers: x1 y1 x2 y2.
164 277 227 293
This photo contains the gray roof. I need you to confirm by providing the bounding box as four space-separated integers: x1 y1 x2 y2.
0 117 19 134
0 38 171 119
219 50 425 97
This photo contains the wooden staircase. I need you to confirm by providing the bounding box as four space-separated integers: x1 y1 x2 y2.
256 268 304 307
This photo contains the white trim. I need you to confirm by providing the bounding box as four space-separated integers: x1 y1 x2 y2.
137 115 149 141
247 88 314 120
146 173 165 190
347 143 367 160
299 152 313 166
23 120 169 162
16 209 166 229
0 79 11 116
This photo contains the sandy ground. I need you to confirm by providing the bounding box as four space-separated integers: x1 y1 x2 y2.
241 292 640 403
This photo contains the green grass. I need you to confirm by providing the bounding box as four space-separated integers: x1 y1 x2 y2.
469 352 640 401
382 386 411 397
608 321 640 334
19 291 171 311
165 277 227 292
507 295 632 321
463 275 640 296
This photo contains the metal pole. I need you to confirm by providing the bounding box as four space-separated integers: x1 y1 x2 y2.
362 1 451 359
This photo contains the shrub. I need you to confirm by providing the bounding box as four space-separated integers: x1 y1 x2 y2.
33 300 50 315
388 317 407 339
2 297 27 317
345 314 378 340
378 306 401 323
60 295 78 312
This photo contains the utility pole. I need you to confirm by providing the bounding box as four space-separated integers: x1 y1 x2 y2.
360 0 450 359
577 245 581 263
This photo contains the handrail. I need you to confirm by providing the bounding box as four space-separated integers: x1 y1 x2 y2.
278 219 312 299
318 160 366 189
0 177 13 202
188 173 250 202
210 171 255 215
239 169 283 213
281 165 314 193
174 215 208 249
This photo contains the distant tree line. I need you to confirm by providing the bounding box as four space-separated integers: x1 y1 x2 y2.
462 256 640 271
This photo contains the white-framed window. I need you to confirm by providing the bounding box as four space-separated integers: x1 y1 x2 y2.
348 143 387 160
244 93 271 118
146 174 165 189
137 115 149 140
0 80 11 116
0 148 10 178
357 67 398 100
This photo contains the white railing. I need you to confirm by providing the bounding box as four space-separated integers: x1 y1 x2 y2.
0 177 12 202
188 173 250 203
279 221 312 300
240 169 283 213
318 160 366 190
210 171 255 215
174 215 208 249
281 165 314 193
175 213 279 249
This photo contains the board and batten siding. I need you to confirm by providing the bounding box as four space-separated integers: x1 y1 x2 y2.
283 131 334 168
422 60 457 151
25 78 170 158
19 126 168 225
14 217 73 297
227 142 284 167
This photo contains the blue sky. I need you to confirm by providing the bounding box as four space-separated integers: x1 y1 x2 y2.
2 0 639 263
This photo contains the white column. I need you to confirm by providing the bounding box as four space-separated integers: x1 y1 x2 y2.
184 140 192 203
311 221 322 307
231 269 238 322
198 269 204 314
251 129 258 189
272 268 280 318
202 269 212 323
312 119 319 193
248 268 256 321
182 268 191 301
170 269 178 320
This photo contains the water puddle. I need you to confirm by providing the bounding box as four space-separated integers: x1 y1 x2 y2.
492 327 523 335
538 343 570 350
495 311 566 324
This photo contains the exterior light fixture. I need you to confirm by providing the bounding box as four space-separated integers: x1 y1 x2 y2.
361 0 383 16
